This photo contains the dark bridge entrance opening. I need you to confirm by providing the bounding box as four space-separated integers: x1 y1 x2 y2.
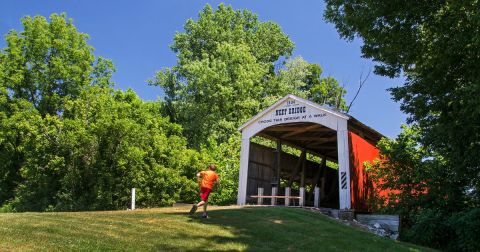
245 122 340 208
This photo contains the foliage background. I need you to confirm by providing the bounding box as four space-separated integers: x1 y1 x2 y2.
0 6 347 211
324 0 480 250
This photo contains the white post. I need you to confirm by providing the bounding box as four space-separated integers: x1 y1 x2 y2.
237 137 251 205
337 129 351 209
257 187 264 205
271 186 278 206
299 187 305 207
131 188 136 210
314 186 320 208
285 187 291 206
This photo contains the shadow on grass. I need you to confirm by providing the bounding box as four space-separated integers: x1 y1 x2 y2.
163 207 434 252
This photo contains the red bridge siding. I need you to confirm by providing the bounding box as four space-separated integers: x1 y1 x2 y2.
348 131 380 212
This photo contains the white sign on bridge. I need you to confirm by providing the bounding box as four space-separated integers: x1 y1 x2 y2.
257 99 327 126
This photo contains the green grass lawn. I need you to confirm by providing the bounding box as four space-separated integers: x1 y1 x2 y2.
0 206 436 251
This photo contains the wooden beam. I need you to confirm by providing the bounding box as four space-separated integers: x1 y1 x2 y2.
288 149 306 187
307 157 326 203
287 136 336 142
263 126 309 132
306 145 337 151
301 151 306 188
275 139 282 187
281 124 321 138
311 135 336 141
256 133 339 162
326 150 338 157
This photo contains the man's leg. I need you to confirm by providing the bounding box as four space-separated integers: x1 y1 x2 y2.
192 187 211 217
202 201 208 218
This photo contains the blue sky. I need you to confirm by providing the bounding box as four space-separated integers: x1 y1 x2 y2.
1 0 406 138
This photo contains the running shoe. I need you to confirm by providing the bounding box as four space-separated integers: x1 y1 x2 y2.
189 204 198 215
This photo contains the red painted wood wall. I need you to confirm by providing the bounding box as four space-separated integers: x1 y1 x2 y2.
348 131 380 212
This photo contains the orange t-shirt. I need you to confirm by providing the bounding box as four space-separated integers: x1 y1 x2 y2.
200 170 219 190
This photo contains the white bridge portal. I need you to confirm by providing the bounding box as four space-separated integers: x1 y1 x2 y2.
237 94 354 209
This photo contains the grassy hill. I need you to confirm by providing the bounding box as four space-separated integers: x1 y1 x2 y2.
0 206 435 251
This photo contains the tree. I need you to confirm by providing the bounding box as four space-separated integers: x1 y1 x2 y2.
0 14 206 211
274 56 347 110
366 125 476 249
5 86 205 211
324 0 480 201
324 1 480 249
0 14 112 116
366 125 448 220
0 14 115 206
152 4 295 148
152 4 347 148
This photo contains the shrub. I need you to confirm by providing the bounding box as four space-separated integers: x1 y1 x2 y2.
402 209 454 249
449 208 480 252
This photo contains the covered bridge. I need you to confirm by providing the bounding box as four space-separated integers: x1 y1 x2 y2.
237 94 384 212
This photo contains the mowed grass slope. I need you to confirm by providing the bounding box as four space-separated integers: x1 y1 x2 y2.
0 206 435 252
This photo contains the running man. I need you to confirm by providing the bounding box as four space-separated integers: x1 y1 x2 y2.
189 164 219 218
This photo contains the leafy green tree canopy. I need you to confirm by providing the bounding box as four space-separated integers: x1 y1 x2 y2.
152 4 347 148
0 13 115 205
275 56 347 111
172 4 294 68
324 0 480 202
0 13 114 116
151 4 295 148
325 1 480 249
0 13 206 211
